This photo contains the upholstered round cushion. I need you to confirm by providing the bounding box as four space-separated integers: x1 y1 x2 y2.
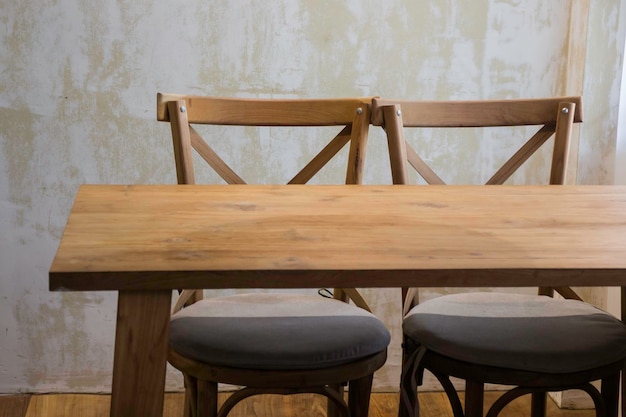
403 292 626 373
170 293 390 370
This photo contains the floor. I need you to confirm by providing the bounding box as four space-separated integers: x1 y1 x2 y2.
0 391 597 417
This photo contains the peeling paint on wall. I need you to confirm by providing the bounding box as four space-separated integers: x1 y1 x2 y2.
0 107 36 225
13 293 112 389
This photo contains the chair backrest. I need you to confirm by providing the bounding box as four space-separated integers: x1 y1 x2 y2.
371 96 583 313
157 93 372 311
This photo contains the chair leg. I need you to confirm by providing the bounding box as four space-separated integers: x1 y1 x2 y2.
398 373 416 417
349 374 374 417
196 380 218 417
432 371 464 417
530 392 547 417
328 383 345 417
465 381 484 417
184 374 199 417
601 373 621 417
399 340 420 417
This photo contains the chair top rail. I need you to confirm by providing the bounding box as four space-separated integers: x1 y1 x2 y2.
371 96 583 127
157 93 373 126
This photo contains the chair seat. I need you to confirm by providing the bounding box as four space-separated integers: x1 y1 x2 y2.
170 293 391 370
403 292 626 373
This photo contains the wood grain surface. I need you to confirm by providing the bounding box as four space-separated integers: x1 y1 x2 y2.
4 392 595 417
50 184 626 291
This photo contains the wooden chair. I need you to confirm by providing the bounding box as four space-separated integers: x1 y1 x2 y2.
372 96 626 417
157 93 390 417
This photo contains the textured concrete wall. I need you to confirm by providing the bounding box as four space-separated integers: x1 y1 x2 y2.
1 1 624 394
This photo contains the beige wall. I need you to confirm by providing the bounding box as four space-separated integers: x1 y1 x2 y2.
1 1 624 394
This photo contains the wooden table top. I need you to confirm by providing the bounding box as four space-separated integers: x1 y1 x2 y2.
49 184 626 291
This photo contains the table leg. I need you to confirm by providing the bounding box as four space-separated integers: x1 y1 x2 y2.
110 290 172 417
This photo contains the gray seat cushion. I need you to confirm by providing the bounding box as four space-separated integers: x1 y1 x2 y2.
403 292 626 373
170 293 390 370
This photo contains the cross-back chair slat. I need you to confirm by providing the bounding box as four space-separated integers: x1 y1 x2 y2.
486 124 557 185
288 125 352 184
188 124 246 184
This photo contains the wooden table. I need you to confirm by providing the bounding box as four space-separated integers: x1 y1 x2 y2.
50 184 626 417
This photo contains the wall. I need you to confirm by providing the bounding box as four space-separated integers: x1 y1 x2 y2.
1 1 624 394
